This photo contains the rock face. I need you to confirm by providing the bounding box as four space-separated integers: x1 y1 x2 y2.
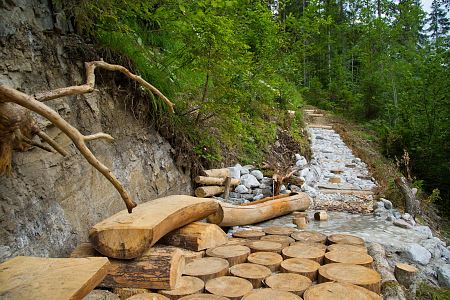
0 1 191 262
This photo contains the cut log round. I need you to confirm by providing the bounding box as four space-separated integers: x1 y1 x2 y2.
293 217 308 229
179 295 229 300
89 195 221 259
314 211 328 221
225 238 249 246
195 186 225 198
263 226 296 236
127 293 170 300
242 289 301 300
205 276 253 300
290 242 327 251
303 282 382 300
195 176 240 186
232 230 265 240
327 244 367 253
217 193 311 227
229 263 272 288
264 273 312 296
282 244 325 263
161 222 228 251
327 234 365 246
260 235 294 248
247 241 283 253
394 263 417 290
318 263 381 294
247 252 283 272
202 168 231 178
324 250 373 267
291 231 327 244
183 257 229 282
281 258 321 281
159 276 204 300
206 245 250 266
112 288 149 299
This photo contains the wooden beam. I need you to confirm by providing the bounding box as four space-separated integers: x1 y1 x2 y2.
195 176 240 186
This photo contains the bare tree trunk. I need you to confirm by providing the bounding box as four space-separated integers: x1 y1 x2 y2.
395 177 417 217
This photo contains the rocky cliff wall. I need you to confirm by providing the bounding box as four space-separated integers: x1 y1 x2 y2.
0 0 192 261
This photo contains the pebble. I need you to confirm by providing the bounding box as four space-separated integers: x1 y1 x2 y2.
253 193 264 201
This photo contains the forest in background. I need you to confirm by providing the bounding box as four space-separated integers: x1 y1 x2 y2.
63 0 449 214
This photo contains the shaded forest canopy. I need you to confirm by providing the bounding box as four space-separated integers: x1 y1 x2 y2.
61 0 449 213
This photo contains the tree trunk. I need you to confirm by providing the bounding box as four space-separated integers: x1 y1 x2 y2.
194 186 225 198
194 176 239 186
395 176 417 217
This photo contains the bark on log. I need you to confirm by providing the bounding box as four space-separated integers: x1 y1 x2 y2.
246 252 283 272
160 222 228 251
112 288 149 299
158 276 204 300
229 263 271 288
214 192 310 226
202 168 231 178
205 276 253 300
265 273 312 296
195 176 240 186
89 195 221 259
194 186 225 198
205 245 250 267
153 244 205 264
304 282 382 300
395 176 417 217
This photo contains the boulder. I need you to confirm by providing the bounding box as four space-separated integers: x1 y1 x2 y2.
253 194 264 201
228 167 241 179
235 185 249 194
421 238 442 258
393 219 413 229
240 174 260 189
437 264 450 287
250 170 264 180
414 226 433 239
403 243 431 265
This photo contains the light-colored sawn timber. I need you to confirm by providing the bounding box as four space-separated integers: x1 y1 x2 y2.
195 176 240 186
194 186 225 198
0 256 110 300
89 195 221 259
211 192 310 227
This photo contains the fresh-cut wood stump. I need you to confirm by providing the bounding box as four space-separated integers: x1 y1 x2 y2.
206 245 250 266
127 293 170 300
242 289 301 300
183 257 229 282
291 231 327 244
195 186 225 198
205 276 253 300
303 282 382 300
265 273 312 296
291 242 327 251
247 252 283 272
202 168 231 178
281 258 321 281
233 230 265 240
261 235 294 248
263 226 296 236
0 256 110 300
318 263 381 294
229 263 271 288
179 295 229 300
282 244 325 263
195 176 240 186
225 238 249 246
293 217 308 229
159 276 204 300
324 250 373 267
314 211 328 221
161 222 228 251
394 263 418 290
89 195 221 259
248 241 283 254
327 244 367 253
327 234 365 246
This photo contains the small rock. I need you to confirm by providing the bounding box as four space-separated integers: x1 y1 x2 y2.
240 167 250 175
281 190 291 194
253 193 264 201
381 198 393 210
386 215 394 222
290 185 301 193
240 174 260 188
235 185 249 194
437 264 450 287
373 201 385 210
260 177 273 185
295 157 308 168
393 219 413 229
404 243 432 265
393 211 402 219
229 192 241 199
228 167 241 179
295 154 302 160
280 185 286 192
259 183 268 189
252 188 263 195
421 238 442 258
402 213 411 221
241 194 256 200
441 246 450 259
315 135 324 140
250 170 264 180
300 168 309 178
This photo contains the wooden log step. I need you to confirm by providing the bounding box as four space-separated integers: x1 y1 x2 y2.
263 226 296 236
327 243 367 253
318 263 381 294
248 240 283 253
194 186 225 198
202 168 231 178
229 263 271 288
290 242 327 251
161 222 228 251
205 276 253 300
89 195 221 259
247 252 283 272
303 282 382 300
394 263 418 290
179 295 229 300
281 258 321 281
282 244 326 263
158 276 204 300
225 238 249 246
128 293 170 300
0 256 110 300
260 235 294 248
265 273 312 296
327 234 365 246
232 230 265 240
205 245 250 266
195 176 240 186
183 257 229 282
324 250 373 267
242 289 301 300
291 231 327 244
71 243 184 289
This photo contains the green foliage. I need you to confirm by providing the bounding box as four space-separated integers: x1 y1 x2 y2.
417 282 450 300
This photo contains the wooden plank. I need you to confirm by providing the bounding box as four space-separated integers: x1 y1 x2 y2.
160 222 228 251
89 195 221 259
71 243 184 289
0 256 109 300
202 168 231 178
